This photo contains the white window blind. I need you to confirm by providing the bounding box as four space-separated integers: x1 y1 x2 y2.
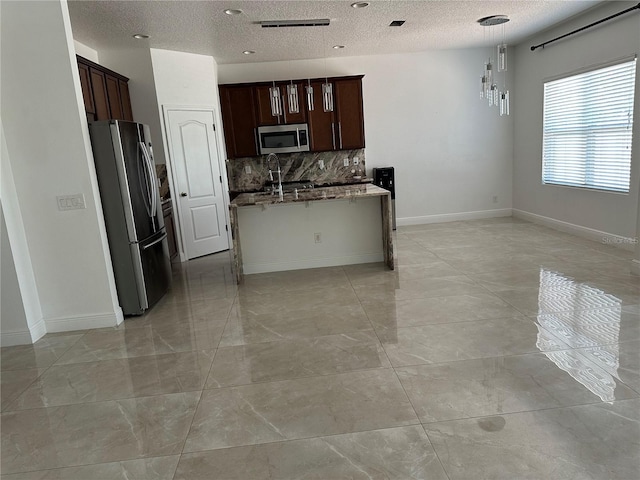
542 58 636 193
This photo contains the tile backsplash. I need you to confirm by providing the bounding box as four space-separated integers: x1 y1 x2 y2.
227 149 366 192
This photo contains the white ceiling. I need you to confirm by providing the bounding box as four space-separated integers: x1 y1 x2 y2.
68 0 604 65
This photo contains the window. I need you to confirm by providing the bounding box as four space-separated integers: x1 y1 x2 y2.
542 58 636 193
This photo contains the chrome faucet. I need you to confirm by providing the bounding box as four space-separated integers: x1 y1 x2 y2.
266 153 284 201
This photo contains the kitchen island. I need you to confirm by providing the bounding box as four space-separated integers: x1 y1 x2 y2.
229 184 394 284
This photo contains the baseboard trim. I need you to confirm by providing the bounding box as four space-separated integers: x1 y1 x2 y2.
631 259 640 276
397 208 512 227
1 329 33 347
513 209 637 252
45 311 121 333
29 317 47 343
244 252 384 275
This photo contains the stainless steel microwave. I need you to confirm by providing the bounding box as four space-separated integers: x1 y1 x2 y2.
257 123 309 155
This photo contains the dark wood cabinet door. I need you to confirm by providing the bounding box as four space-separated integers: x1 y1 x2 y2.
89 67 110 121
105 74 123 120
279 82 306 125
307 81 336 152
77 62 95 115
119 80 133 121
334 78 365 149
254 85 281 125
220 85 258 158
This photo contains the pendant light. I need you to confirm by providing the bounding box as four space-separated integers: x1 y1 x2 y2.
287 82 300 114
477 15 510 116
306 78 314 111
321 27 334 112
269 81 281 117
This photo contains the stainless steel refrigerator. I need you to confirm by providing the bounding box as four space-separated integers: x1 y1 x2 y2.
89 120 171 315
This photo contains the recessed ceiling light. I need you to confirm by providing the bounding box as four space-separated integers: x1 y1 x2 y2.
224 9 242 15
333 45 345 49
132 34 149 39
351 2 370 8
243 50 255 55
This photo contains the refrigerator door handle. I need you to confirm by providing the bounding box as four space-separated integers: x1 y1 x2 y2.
138 142 157 218
142 232 167 250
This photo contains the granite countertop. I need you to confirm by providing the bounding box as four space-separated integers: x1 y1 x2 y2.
230 184 390 208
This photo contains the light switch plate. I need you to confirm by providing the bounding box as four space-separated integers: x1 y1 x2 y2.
343 158 350 167
57 194 86 211
318 160 325 169
244 165 252 174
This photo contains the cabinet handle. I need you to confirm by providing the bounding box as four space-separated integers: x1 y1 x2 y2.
338 122 343 150
282 94 287 124
331 123 336 150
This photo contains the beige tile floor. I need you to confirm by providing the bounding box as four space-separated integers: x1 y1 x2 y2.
1 217 639 479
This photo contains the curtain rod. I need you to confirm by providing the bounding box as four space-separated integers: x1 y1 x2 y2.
531 2 640 51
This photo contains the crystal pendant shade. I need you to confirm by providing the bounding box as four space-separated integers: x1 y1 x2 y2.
322 82 334 112
306 81 314 111
497 44 507 72
287 83 300 114
269 84 282 116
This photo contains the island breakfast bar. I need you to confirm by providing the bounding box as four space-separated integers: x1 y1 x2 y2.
229 184 394 284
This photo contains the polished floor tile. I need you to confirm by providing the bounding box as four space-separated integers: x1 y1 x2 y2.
1 392 200 474
379 317 569 367
8 350 214 410
535 309 640 348
219 303 371 346
207 330 389 387
424 399 640 480
576 340 640 394
184 369 418 452
362 293 520 330
0 456 180 480
0 335 83 371
175 426 447 480
397 352 638 423
0 369 46 411
2 217 638 478
54 322 224 364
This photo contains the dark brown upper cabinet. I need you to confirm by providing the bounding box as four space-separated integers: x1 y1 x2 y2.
77 56 133 122
219 75 364 159
254 82 307 126
219 84 258 158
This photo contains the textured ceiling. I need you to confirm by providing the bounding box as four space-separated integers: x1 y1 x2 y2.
68 0 604 64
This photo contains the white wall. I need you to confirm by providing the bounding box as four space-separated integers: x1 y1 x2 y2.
0 121 44 344
1 0 122 335
74 39 98 63
1 203 30 346
218 49 514 224
513 1 640 238
97 46 167 165
150 48 232 258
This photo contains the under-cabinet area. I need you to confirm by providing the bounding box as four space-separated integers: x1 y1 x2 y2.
229 184 394 284
219 75 365 159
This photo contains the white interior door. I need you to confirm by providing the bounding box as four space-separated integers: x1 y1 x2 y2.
165 108 229 259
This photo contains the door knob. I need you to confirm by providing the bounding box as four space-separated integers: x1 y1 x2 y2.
180 192 187 197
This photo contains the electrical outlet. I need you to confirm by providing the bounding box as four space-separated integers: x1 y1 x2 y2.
244 165 252 174
343 158 350 167
492 195 498 203
314 232 322 243
56 194 86 211
353 157 359 165
318 160 325 169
